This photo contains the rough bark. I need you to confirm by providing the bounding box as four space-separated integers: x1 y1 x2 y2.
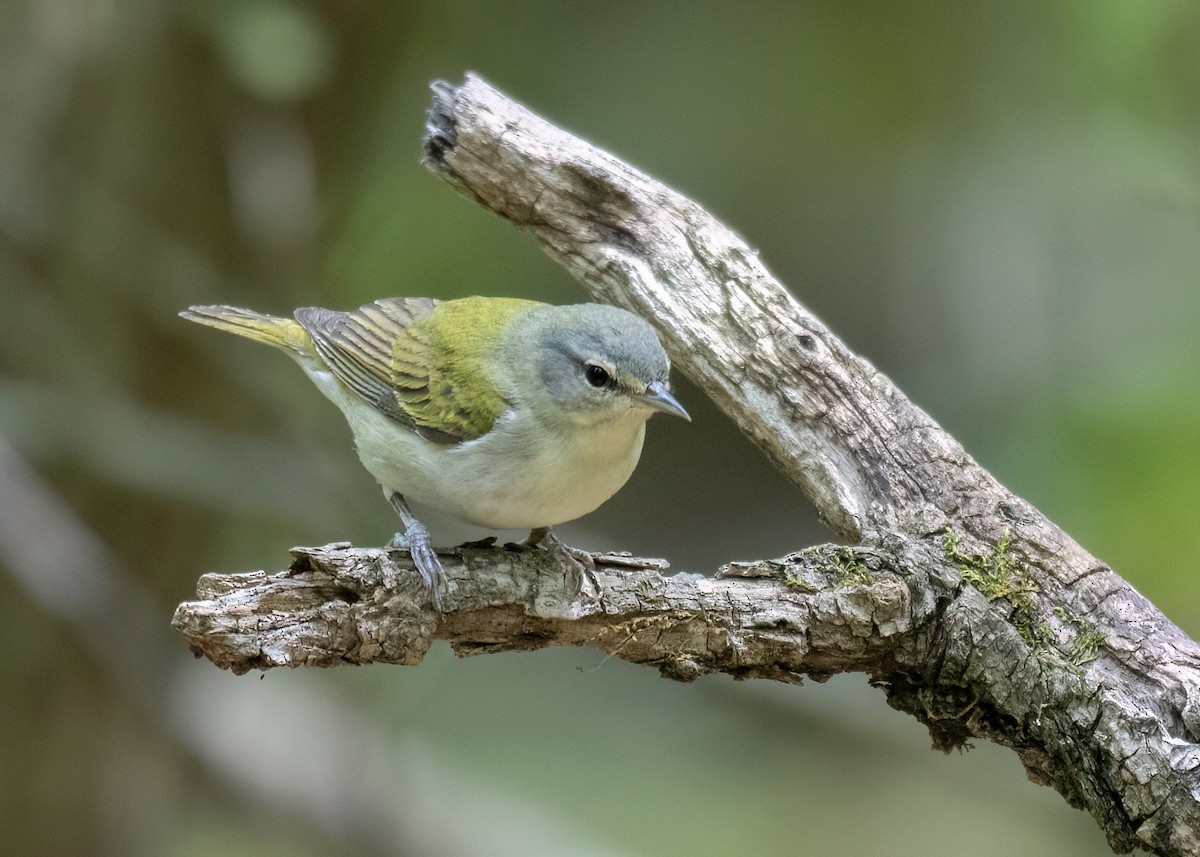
173 74 1200 856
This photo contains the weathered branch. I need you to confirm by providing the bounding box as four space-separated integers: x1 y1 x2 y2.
174 74 1200 855
174 538 934 679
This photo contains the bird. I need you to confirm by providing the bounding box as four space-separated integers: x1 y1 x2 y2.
180 296 689 609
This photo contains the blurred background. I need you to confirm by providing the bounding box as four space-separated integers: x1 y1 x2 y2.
2 1 1197 854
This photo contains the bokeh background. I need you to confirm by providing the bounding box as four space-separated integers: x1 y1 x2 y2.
3 1 1198 855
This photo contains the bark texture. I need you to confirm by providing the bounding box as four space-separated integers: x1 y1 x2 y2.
174 74 1200 856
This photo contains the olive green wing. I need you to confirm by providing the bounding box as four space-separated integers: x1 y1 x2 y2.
294 297 506 444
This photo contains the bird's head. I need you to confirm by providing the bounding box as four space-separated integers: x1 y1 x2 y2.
503 303 690 430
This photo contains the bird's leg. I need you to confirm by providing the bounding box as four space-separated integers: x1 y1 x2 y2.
523 527 600 599
387 492 445 610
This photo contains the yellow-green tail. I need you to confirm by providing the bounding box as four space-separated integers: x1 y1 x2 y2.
180 305 313 356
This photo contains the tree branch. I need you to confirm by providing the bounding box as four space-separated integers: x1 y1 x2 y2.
174 74 1200 856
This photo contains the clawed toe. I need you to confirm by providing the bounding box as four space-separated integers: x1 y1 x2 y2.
385 535 443 610
386 492 446 610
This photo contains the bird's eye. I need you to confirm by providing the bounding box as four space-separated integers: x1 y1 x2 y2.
584 362 612 388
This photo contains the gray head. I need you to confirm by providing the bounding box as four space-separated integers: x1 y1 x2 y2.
505 303 689 427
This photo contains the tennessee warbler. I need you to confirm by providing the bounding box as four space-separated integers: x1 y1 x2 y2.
181 296 689 608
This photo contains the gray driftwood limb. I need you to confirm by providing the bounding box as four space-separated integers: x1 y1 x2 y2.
173 74 1200 856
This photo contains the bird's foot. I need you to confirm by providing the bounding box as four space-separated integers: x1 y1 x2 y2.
386 492 446 610
387 523 445 610
519 527 601 600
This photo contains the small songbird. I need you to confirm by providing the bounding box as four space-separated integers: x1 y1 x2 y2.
181 296 689 608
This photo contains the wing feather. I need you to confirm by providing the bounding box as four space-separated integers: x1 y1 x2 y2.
294 296 518 444
295 298 438 429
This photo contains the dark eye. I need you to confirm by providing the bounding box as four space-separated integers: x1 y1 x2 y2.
584 362 612 388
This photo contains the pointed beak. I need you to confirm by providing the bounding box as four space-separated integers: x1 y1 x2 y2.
638 380 691 421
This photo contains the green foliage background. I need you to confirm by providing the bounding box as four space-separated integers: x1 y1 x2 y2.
2 2 1197 855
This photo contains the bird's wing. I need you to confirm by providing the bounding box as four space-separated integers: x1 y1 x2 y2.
294 297 504 444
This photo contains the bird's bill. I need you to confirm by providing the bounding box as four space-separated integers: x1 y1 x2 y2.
638 381 691 421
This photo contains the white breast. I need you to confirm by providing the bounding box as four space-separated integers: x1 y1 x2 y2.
345 395 648 530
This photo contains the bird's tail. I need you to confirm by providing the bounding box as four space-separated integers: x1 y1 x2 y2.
180 305 313 356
